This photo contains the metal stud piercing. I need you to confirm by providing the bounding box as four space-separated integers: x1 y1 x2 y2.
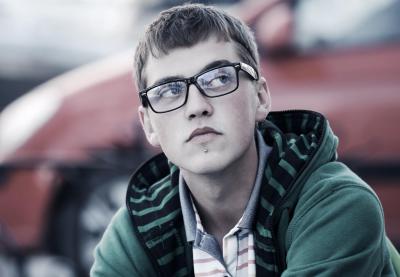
203 147 208 153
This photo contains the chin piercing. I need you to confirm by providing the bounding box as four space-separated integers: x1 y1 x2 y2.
202 148 208 153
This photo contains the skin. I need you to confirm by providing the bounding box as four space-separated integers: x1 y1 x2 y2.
138 36 271 246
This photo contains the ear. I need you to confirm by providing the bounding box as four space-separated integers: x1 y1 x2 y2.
138 106 160 147
255 77 271 121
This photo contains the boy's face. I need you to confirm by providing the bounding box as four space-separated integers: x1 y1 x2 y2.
138 37 270 175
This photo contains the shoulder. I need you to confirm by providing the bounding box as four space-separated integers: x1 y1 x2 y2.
297 161 382 214
291 161 384 236
282 161 392 276
90 207 156 276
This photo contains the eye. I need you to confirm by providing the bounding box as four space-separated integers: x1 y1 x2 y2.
198 66 237 93
205 72 233 89
150 82 185 100
212 74 230 85
160 83 182 97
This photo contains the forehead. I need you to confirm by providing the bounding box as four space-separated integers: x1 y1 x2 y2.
144 37 240 87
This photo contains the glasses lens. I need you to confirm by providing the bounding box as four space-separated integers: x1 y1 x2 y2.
198 66 237 96
147 81 187 112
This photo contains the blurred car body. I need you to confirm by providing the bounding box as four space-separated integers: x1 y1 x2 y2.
0 52 156 276
1 0 400 276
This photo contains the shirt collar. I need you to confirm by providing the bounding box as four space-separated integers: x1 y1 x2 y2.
179 130 272 242
179 174 197 242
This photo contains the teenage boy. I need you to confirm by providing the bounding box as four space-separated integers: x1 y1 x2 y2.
91 4 395 276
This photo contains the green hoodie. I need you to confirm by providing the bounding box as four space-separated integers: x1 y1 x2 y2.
91 110 395 276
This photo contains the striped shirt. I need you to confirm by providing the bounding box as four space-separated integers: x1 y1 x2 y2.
179 131 271 277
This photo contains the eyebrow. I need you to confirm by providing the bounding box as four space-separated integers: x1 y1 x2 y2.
149 59 232 88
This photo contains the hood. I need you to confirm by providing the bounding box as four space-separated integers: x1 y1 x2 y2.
125 109 339 276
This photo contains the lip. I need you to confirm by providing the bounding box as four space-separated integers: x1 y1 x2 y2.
186 127 222 142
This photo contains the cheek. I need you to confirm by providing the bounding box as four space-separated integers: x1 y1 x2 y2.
230 89 258 124
153 120 171 140
151 117 181 149
218 91 257 147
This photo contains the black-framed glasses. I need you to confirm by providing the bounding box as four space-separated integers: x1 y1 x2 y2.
139 62 259 113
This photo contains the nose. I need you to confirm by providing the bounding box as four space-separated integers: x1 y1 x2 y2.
184 84 213 119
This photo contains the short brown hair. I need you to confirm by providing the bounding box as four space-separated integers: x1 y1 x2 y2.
134 3 259 91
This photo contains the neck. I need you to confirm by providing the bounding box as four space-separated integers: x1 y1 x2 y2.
181 138 259 243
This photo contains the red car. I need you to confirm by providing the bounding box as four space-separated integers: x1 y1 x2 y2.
1 1 399 276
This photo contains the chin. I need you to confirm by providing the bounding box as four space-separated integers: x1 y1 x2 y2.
178 153 232 175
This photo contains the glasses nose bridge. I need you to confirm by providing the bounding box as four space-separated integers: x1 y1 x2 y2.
186 76 205 95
